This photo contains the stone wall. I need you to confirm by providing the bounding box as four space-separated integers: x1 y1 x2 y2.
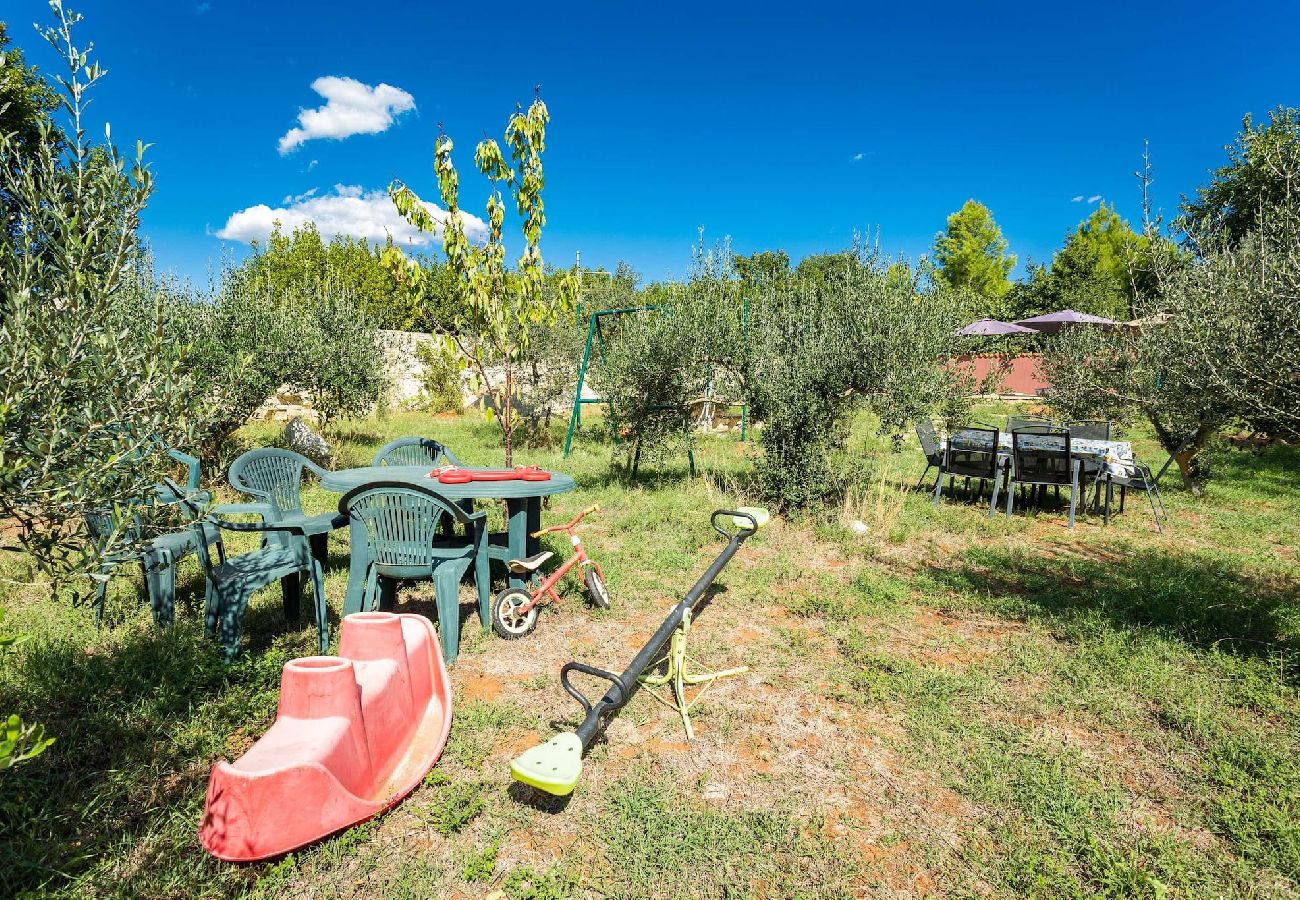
378 329 447 408
249 329 597 423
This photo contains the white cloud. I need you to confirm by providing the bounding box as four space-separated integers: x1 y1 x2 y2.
278 76 415 154
306 159 318 171
281 187 318 205
215 184 487 246
1071 195 1084 202
851 152 865 162
1087 194 1103 203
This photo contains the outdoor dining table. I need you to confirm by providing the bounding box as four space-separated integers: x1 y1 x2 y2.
941 433 1134 476
319 465 577 616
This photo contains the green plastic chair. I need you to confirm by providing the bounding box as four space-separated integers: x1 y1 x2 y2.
372 436 463 468
338 482 489 665
82 450 218 626
170 479 332 662
373 436 473 532
224 448 341 565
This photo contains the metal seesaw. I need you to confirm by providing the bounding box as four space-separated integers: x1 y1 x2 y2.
510 507 769 796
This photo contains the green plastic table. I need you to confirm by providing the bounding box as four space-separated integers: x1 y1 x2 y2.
319 465 577 615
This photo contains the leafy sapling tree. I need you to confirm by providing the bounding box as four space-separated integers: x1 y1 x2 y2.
389 94 575 465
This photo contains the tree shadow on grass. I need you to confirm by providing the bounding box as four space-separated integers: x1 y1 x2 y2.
572 462 696 493
928 543 1300 668
0 612 278 896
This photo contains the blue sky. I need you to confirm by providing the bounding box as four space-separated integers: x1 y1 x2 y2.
7 1 1298 284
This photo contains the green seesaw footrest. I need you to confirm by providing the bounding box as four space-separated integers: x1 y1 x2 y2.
510 732 584 796
732 507 770 529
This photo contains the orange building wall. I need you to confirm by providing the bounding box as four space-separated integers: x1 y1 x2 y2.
952 354 1049 396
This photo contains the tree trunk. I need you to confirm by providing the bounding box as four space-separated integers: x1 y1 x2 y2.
1174 451 1202 496
503 363 514 467
1152 415 1212 497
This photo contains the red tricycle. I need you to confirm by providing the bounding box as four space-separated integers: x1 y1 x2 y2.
491 505 610 639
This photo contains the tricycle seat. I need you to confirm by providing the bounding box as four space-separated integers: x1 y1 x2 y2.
508 551 553 574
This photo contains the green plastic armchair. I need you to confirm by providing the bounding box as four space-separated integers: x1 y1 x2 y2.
224 448 341 565
372 436 463 468
337 481 489 665
83 450 218 626
170 479 333 662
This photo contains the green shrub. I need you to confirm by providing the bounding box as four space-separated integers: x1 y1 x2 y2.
594 285 715 465
153 270 385 452
415 340 463 413
292 289 386 424
746 251 964 509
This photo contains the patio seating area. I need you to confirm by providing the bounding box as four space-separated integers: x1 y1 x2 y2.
922 413 1163 531
82 435 580 666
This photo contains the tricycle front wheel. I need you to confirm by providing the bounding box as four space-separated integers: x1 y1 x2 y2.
492 587 539 639
585 567 611 610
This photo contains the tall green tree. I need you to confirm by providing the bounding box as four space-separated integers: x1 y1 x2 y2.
0 20 60 235
1179 106 1300 248
231 222 451 330
1044 134 1300 492
1010 203 1164 321
932 199 1016 306
794 250 865 285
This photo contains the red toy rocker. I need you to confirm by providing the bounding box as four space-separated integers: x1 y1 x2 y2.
431 465 552 484
199 611 452 862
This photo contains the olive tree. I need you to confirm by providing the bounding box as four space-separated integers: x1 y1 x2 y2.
745 250 964 508
596 243 966 509
1045 125 1300 492
0 3 210 580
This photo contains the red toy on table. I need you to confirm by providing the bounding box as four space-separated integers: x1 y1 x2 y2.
429 465 552 484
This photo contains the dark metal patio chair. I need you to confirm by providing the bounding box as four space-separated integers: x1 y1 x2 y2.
1005 428 1081 528
1007 414 1053 433
1065 420 1113 484
1092 459 1167 533
1065 420 1112 441
932 426 1007 517
914 418 943 490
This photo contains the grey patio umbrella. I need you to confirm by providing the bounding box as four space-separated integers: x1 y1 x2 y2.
953 318 1037 336
1014 309 1119 334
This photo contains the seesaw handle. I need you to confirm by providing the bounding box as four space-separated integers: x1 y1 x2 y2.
711 508 761 540
560 662 628 716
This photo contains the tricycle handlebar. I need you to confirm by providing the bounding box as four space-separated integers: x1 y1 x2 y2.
531 504 600 538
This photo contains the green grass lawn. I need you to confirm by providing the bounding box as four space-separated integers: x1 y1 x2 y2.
2 405 1297 898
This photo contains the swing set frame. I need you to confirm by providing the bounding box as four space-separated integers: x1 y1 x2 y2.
561 302 749 470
